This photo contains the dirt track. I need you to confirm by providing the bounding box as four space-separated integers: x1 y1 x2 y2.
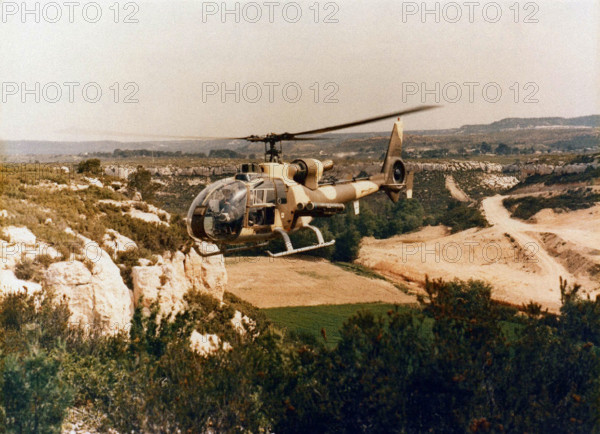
481 195 577 295
445 175 471 202
358 199 600 312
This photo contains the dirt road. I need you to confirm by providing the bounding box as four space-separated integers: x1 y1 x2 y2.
445 175 471 202
481 195 577 296
358 199 600 311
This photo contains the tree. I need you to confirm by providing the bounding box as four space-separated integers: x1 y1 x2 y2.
128 165 159 200
332 224 361 262
479 142 492 153
495 143 512 155
76 158 101 175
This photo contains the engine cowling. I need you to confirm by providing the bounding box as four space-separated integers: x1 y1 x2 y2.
287 158 333 190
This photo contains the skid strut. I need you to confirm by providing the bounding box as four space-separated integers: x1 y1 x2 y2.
267 225 335 258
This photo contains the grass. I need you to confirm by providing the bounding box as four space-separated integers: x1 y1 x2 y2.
333 262 387 280
333 262 412 294
263 303 415 346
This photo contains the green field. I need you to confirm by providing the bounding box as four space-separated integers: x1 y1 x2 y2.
262 303 416 346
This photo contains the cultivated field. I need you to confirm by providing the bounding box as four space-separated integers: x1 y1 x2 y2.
226 257 416 308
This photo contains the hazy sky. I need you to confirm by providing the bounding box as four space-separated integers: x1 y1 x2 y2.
0 0 598 141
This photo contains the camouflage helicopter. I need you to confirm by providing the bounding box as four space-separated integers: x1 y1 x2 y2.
187 106 436 257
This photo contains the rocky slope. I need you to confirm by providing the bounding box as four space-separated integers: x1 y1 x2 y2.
0 175 227 333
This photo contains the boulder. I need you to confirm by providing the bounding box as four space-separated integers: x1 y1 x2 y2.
132 247 227 318
132 251 192 317
231 310 256 335
103 229 137 254
185 247 227 301
45 240 134 333
45 261 95 327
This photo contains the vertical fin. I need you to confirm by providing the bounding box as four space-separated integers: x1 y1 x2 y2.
381 119 403 178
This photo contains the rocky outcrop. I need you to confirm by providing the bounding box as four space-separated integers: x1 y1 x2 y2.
2 226 37 245
132 247 226 317
189 330 232 357
103 229 137 254
0 269 42 294
405 160 598 176
45 240 134 333
184 247 227 301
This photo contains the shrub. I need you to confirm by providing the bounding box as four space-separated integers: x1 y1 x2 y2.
77 159 101 175
439 200 488 232
128 166 159 200
3 349 73 432
503 189 600 220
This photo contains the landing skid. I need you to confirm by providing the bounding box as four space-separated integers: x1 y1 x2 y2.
198 241 269 257
267 225 335 258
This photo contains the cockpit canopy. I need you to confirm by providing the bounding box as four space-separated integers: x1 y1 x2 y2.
187 178 247 242
187 176 287 243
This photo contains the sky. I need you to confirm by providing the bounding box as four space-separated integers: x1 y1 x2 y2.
0 0 598 141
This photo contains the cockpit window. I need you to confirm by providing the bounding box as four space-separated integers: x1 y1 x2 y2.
251 180 275 205
187 178 247 242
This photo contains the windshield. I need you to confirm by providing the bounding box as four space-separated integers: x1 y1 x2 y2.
187 178 247 242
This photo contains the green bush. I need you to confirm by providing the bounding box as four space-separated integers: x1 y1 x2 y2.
76 159 101 175
0 277 598 432
3 349 73 433
439 200 488 232
128 166 159 200
504 189 600 220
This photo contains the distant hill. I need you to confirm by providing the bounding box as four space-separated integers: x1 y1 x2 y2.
1 115 597 158
409 115 600 136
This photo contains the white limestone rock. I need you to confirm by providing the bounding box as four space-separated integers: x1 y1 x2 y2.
45 261 95 327
2 226 36 245
0 269 42 295
103 229 137 254
189 331 232 357
185 247 227 301
45 239 134 333
132 247 227 318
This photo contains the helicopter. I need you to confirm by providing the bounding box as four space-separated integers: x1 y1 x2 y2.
186 105 436 257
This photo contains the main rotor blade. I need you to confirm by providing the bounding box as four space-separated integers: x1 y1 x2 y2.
291 105 438 136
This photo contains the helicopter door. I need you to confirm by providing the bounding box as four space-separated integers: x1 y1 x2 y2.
248 181 276 228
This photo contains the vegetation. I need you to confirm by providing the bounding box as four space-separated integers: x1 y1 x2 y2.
76 158 101 175
515 165 600 188
504 189 600 219
439 200 488 233
208 149 243 159
263 302 412 347
127 165 160 200
0 278 598 431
